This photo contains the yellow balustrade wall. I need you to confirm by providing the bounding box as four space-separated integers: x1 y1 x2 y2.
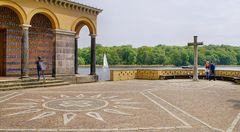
110 69 240 81
110 70 137 81
136 69 161 80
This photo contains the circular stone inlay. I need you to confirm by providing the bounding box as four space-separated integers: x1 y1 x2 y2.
42 98 108 112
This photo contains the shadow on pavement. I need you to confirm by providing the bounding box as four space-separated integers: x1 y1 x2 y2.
227 99 240 109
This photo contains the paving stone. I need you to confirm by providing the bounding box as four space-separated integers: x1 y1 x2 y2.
0 79 239 132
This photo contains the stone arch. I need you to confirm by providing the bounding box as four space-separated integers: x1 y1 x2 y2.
71 17 97 35
0 5 23 76
28 13 55 76
0 1 27 24
27 8 60 29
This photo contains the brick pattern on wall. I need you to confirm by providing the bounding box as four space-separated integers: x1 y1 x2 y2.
29 14 54 75
0 7 21 76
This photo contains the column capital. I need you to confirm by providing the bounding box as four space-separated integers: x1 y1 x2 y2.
90 34 97 38
20 24 31 30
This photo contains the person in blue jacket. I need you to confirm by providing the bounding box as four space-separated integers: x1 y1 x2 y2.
209 61 216 81
36 56 46 81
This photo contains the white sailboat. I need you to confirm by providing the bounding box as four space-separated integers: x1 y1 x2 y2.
103 53 109 68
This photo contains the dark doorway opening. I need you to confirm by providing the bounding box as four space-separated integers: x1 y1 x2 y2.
0 29 6 76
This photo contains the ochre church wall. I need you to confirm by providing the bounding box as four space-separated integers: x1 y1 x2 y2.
0 7 21 76
0 0 101 76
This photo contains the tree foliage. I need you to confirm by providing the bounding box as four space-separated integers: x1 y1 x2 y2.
78 44 240 66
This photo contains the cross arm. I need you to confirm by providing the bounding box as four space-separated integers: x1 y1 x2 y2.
188 42 204 46
188 43 194 46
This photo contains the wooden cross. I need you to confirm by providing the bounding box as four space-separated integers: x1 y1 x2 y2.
188 36 203 81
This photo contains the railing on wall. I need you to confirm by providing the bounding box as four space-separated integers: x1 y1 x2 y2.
110 69 240 82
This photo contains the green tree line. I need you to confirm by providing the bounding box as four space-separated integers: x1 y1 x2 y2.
78 44 240 66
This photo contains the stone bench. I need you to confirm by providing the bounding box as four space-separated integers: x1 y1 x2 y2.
159 75 190 80
233 77 240 84
110 69 240 84
159 75 207 80
159 75 240 84
214 76 238 82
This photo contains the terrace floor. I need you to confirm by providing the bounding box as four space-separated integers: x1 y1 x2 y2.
0 79 240 132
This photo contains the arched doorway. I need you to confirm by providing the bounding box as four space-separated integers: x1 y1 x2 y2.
29 14 54 76
73 17 97 75
77 26 91 75
0 7 21 76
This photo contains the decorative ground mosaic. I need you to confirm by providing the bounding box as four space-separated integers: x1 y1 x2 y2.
0 80 240 132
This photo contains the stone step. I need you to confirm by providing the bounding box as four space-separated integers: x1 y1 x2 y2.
0 82 70 91
0 80 64 88
0 78 56 84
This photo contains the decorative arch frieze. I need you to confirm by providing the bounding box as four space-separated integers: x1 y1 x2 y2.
27 8 60 29
71 17 97 35
0 0 27 24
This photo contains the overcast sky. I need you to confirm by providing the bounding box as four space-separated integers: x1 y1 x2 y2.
75 0 240 48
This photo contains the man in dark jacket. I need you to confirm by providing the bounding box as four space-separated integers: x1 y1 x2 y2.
36 56 46 81
209 61 216 81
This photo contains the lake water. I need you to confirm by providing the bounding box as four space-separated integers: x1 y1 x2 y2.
78 66 240 81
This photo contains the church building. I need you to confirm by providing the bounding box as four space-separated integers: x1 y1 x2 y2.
0 0 102 81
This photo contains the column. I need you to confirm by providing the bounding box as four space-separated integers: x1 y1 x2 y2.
90 34 96 75
52 31 56 77
20 24 31 78
53 29 76 76
75 37 79 74
193 36 198 81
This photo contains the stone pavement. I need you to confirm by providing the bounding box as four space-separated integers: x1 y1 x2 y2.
0 79 240 132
